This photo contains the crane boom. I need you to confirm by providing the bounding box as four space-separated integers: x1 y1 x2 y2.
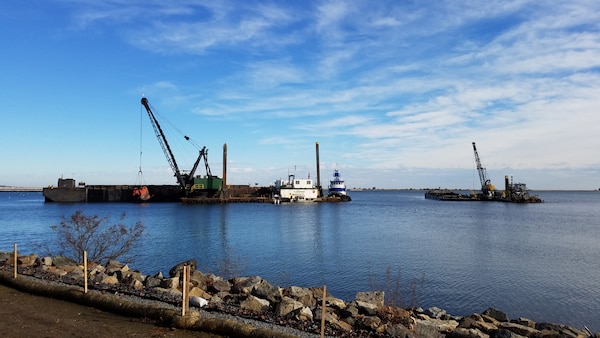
472 142 494 194
141 97 186 190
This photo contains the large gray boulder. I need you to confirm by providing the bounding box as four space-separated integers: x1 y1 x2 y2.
208 279 231 293
101 274 119 285
355 291 385 309
169 259 197 277
283 285 316 308
426 306 447 319
482 307 509 322
144 275 162 288
240 295 270 313
39 256 53 267
230 276 262 295
17 254 38 267
251 279 281 303
288 307 313 322
355 300 378 315
159 277 179 289
275 296 304 317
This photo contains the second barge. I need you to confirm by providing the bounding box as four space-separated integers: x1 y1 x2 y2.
425 176 543 203
425 142 543 203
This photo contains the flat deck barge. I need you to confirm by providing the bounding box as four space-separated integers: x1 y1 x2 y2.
425 189 543 203
425 189 478 201
43 180 273 203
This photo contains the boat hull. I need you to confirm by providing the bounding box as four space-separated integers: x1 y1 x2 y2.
279 188 320 202
425 189 542 203
274 175 319 203
43 184 185 202
43 187 87 202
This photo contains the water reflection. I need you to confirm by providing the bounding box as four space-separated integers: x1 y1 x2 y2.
2 191 600 331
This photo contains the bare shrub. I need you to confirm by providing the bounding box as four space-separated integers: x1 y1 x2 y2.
49 210 145 264
369 266 426 309
409 273 426 310
202 247 248 279
212 246 247 279
385 266 402 307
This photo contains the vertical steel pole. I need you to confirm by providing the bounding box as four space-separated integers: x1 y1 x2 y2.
316 142 322 197
223 143 228 197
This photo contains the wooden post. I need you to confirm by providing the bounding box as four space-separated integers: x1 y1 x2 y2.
181 265 188 316
186 265 191 313
320 285 326 338
181 265 186 316
13 243 17 279
83 251 88 294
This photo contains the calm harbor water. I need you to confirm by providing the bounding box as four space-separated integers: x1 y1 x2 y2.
1 190 599 331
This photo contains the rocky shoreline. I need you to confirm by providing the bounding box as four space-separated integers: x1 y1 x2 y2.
1 252 597 338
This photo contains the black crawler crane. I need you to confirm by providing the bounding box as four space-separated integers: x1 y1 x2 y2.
141 97 222 197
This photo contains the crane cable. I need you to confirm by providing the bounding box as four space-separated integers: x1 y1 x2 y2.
140 99 209 178
136 103 146 186
149 103 204 172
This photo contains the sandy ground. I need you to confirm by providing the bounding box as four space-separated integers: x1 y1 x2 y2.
0 283 221 338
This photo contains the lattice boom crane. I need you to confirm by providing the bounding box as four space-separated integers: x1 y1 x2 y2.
140 97 221 196
472 142 495 195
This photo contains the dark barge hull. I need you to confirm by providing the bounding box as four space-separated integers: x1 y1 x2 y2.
425 190 477 201
44 185 185 203
424 189 543 203
43 184 275 203
87 185 184 202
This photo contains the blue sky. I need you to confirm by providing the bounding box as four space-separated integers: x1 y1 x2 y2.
1 1 599 190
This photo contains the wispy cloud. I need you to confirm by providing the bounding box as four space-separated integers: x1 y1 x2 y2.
5 0 598 189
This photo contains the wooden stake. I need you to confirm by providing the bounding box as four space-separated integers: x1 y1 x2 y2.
181 265 186 316
320 285 326 338
13 243 17 279
186 265 191 313
181 265 188 316
83 251 88 294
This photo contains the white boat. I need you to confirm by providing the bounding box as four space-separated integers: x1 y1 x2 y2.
328 169 347 196
274 174 319 203
327 169 351 201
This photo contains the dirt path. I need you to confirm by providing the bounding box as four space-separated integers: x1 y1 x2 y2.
0 283 220 338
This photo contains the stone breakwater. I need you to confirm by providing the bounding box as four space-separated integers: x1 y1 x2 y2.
1 252 598 338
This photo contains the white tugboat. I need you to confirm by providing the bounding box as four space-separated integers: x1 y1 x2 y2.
327 169 351 201
274 174 319 203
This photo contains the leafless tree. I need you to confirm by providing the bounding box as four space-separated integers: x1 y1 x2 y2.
50 210 145 264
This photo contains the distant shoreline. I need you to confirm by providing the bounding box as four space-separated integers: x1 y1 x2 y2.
348 188 599 192
0 187 43 192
